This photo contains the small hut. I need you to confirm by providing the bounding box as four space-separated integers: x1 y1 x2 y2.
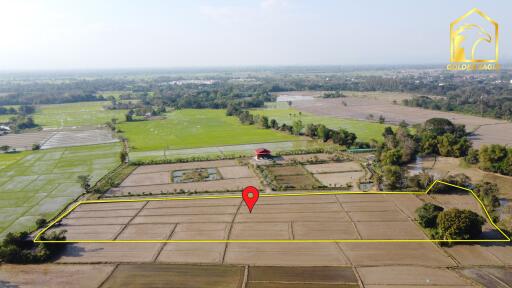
255 148 271 159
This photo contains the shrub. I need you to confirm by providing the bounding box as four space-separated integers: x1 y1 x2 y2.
120 151 128 163
429 174 470 194
473 182 500 216
36 218 47 229
436 208 485 240
416 203 444 228
0 227 66 264
465 148 479 164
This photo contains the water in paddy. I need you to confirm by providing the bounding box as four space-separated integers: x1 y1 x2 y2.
358 182 373 191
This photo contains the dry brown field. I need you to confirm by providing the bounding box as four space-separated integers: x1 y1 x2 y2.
304 162 362 174
47 193 507 267
267 165 305 176
4 262 507 287
291 94 512 148
109 160 261 196
0 264 116 288
304 161 365 189
5 192 510 287
266 165 320 189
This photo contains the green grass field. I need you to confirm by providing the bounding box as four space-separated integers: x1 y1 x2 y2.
253 107 391 142
0 114 12 123
33 101 127 128
0 143 121 237
119 109 300 151
0 151 30 170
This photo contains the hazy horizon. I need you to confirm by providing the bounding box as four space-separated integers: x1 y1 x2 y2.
1 0 511 70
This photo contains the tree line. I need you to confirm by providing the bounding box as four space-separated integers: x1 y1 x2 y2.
227 105 361 148
465 144 512 176
2 70 511 120
403 95 512 121
375 118 472 189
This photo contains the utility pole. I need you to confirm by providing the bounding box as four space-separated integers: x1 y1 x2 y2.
480 94 484 117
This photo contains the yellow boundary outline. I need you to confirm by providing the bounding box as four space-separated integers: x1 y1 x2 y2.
33 180 511 243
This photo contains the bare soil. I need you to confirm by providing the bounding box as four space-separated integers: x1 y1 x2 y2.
101 264 244 288
54 194 458 267
0 264 116 288
292 96 511 147
304 162 362 174
114 160 260 195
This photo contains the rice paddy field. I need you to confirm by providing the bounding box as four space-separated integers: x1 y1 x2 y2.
118 109 300 152
0 143 121 237
0 151 30 170
0 114 12 123
253 107 390 142
33 101 127 128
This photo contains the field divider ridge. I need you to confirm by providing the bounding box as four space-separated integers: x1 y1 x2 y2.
33 180 511 243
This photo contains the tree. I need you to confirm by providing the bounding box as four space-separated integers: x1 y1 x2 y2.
478 144 508 173
416 203 444 228
32 144 41 151
292 120 303 135
407 170 433 189
36 218 47 229
105 121 115 131
474 182 500 212
18 105 36 115
0 145 10 152
419 131 438 155
304 124 317 137
429 174 470 194
77 175 92 192
424 118 455 136
333 129 357 147
382 165 403 189
380 149 402 166
226 103 241 116
436 208 485 240
437 134 470 157
120 151 128 163
125 109 135 122
382 127 394 138
0 228 66 264
316 124 329 142
378 115 385 124
259 116 269 129
465 148 479 164
270 119 279 129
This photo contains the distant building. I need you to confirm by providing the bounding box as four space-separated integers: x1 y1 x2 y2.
255 148 271 159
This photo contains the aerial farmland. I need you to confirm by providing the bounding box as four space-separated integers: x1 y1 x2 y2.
2 1 512 285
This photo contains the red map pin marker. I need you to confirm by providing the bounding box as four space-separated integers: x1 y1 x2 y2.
242 186 259 213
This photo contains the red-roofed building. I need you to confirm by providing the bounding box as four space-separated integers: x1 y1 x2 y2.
255 148 271 159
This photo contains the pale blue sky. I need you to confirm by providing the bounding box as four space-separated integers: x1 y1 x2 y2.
0 0 510 70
